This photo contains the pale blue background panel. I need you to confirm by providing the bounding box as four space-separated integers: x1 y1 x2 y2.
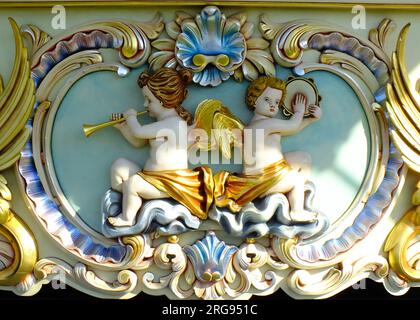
52 67 370 233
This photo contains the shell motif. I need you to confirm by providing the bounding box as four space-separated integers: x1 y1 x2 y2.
175 6 246 86
149 6 275 86
184 232 237 283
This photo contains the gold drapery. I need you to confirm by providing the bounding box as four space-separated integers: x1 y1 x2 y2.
139 166 214 220
214 159 291 213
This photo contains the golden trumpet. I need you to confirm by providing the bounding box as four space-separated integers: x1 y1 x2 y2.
83 111 148 137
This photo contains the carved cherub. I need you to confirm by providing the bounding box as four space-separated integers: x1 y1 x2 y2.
214 76 322 222
107 68 243 227
108 68 214 227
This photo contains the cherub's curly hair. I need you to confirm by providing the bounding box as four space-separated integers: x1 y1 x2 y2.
246 76 286 111
138 68 194 125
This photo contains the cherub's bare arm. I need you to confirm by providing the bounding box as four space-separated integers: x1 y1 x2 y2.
262 93 307 134
282 117 316 136
124 110 175 140
282 104 322 136
116 122 147 148
262 110 305 135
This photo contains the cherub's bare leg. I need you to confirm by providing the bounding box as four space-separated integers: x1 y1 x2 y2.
262 164 316 222
284 151 311 179
108 175 168 227
110 158 140 192
286 173 317 222
283 151 316 221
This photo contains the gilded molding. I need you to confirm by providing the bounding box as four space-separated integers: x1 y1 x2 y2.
383 23 420 290
0 211 38 286
384 183 420 287
1 1 420 10
0 18 38 287
0 175 11 225
0 18 36 172
385 24 420 173
368 19 396 52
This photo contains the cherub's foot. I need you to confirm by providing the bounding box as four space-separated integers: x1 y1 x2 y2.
107 216 135 227
289 210 318 223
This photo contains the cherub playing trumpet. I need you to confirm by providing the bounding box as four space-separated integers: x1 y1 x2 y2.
99 68 241 227
105 68 215 227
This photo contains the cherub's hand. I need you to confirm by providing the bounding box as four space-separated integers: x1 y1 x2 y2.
292 93 307 114
110 113 125 130
308 104 322 120
123 108 138 120
113 122 126 130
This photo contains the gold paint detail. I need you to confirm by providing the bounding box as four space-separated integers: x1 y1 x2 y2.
0 74 4 96
36 51 103 102
1 1 420 10
385 24 420 173
246 238 256 244
83 16 164 60
0 18 36 172
261 17 390 72
384 181 420 283
214 159 291 213
34 258 137 293
193 99 244 159
0 213 38 286
0 175 12 225
83 110 147 138
369 19 396 52
192 54 230 69
287 256 389 297
119 235 149 270
139 166 214 220
21 24 52 58
168 235 179 244
320 50 380 93
0 18 38 287
30 15 164 69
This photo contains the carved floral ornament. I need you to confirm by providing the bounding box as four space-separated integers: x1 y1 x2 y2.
0 5 418 300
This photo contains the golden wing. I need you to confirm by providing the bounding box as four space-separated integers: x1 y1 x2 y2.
386 23 420 172
0 18 36 222
193 99 244 159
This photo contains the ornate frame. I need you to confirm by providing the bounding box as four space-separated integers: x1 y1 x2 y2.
0 2 419 300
